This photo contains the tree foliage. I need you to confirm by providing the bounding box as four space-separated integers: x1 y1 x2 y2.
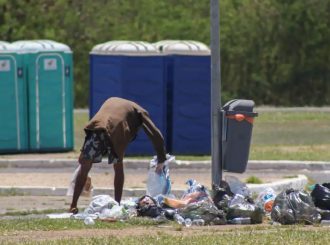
1 0 329 107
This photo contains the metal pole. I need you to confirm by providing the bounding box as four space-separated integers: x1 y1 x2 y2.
210 0 222 187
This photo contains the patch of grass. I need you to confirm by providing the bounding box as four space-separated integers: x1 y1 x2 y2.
283 175 298 179
0 188 23 196
126 217 166 226
1 209 68 217
74 111 89 152
0 219 124 235
10 226 330 245
0 217 164 234
250 144 330 161
245 176 263 184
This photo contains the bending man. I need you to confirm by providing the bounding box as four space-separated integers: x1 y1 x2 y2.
69 97 166 213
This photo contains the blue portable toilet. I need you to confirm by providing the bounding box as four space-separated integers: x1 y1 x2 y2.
154 40 211 154
90 41 167 155
0 41 28 152
12 40 74 152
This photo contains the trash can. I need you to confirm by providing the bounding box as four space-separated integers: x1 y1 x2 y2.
13 40 74 152
90 41 167 155
154 40 211 154
222 99 258 173
0 41 28 152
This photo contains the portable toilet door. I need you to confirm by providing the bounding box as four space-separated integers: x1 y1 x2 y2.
0 41 28 153
90 41 167 155
154 40 211 155
13 40 74 152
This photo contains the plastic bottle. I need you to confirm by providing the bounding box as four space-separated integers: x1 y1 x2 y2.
228 217 251 224
256 187 276 213
185 218 192 227
192 219 205 226
174 213 185 225
84 216 95 225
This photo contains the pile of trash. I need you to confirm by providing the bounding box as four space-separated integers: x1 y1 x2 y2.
52 155 330 227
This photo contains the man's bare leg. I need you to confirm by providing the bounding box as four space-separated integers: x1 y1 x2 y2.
69 157 93 213
113 162 124 203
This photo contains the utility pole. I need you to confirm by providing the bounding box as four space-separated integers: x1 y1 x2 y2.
210 0 222 187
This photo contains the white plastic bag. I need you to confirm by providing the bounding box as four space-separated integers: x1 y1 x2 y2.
99 205 128 220
84 195 118 215
146 154 174 197
66 165 93 197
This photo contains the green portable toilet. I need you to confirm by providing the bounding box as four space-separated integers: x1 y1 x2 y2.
13 40 74 152
0 41 28 153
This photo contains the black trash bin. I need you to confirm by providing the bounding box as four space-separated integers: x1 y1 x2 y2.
221 99 258 173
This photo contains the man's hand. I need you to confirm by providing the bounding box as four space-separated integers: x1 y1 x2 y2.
155 162 164 175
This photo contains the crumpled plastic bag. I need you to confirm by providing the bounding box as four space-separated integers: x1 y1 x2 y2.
98 205 128 220
271 189 321 225
163 179 212 209
178 199 226 225
146 154 174 197
66 165 93 197
72 195 133 221
84 195 118 215
225 175 251 198
182 179 211 201
311 183 330 210
226 194 264 224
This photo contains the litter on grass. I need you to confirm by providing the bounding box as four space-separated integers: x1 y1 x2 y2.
57 156 330 227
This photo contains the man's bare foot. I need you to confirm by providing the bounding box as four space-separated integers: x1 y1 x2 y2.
69 207 79 214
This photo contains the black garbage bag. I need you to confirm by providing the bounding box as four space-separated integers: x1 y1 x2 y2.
212 181 234 210
316 208 330 221
311 183 330 210
226 194 264 224
178 199 227 225
271 189 321 225
136 195 163 218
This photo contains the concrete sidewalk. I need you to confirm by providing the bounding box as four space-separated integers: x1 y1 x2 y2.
1 157 330 171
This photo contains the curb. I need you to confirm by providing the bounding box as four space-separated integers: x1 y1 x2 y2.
1 159 330 171
246 174 308 194
0 175 308 197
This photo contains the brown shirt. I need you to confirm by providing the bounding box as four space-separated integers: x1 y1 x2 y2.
85 97 166 163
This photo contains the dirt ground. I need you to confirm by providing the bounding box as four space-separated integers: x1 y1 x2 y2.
0 196 91 214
